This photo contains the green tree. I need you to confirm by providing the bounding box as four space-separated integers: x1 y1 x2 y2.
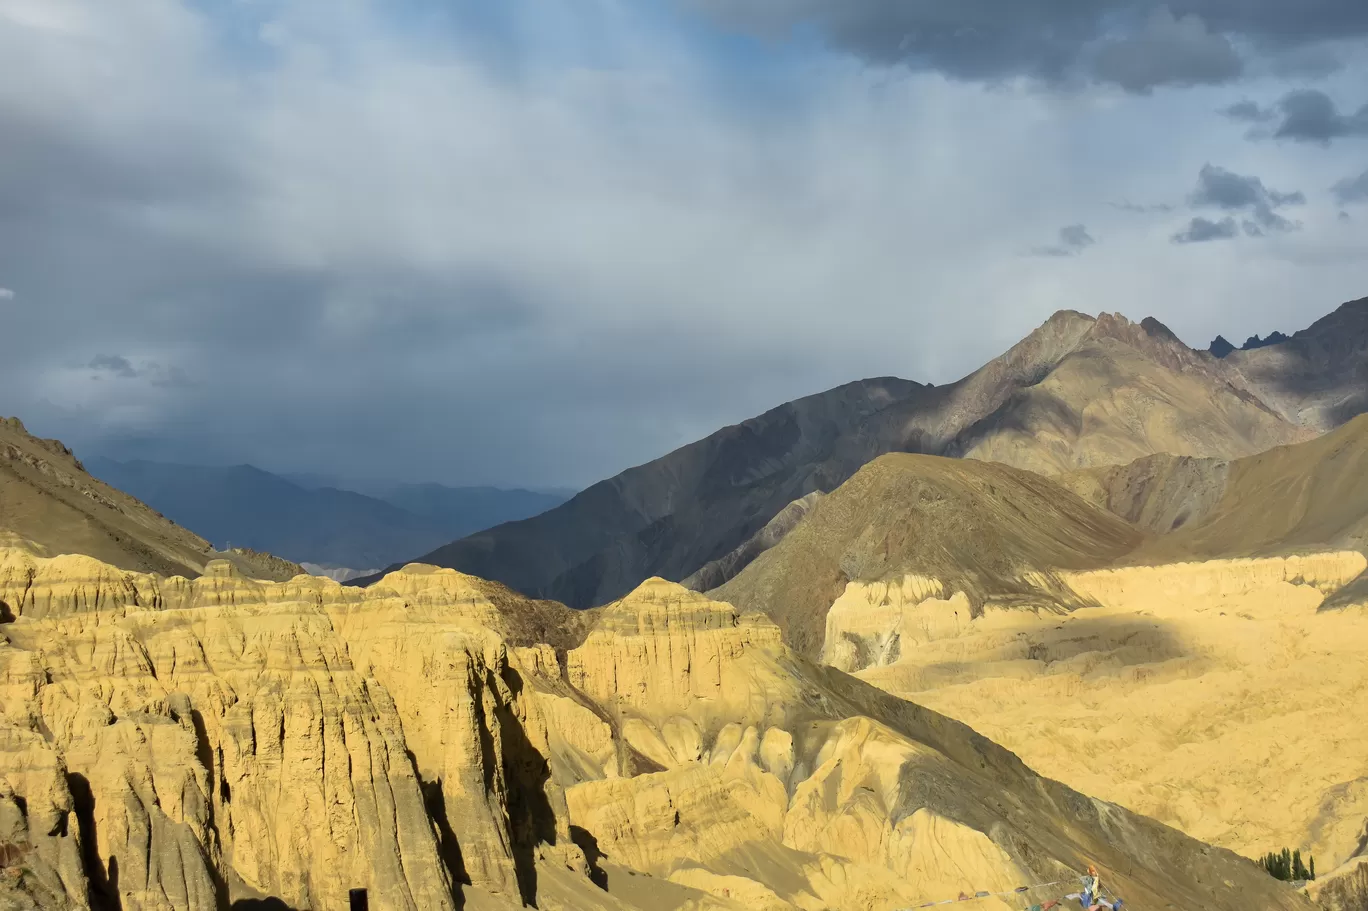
1259 847 1316 882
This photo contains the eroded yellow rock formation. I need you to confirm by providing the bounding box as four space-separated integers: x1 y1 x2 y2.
0 550 1314 910
0 549 592 910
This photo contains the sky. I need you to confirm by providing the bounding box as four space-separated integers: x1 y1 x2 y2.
2 0 1367 490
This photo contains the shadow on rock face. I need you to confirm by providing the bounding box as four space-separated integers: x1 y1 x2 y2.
231 899 296 911
67 772 122 911
569 825 608 890
893 612 1193 692
495 665 560 906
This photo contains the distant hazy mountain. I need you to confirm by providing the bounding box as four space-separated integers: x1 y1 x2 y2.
281 472 569 540
384 297 1367 608
84 459 567 569
374 483 568 541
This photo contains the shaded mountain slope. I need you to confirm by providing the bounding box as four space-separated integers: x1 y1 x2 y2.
716 413 1368 663
1224 296 1368 431
0 417 297 580
385 376 941 606
1055 412 1368 563
384 303 1332 607
710 453 1145 658
680 490 825 592
1056 453 1233 535
1130 412 1368 564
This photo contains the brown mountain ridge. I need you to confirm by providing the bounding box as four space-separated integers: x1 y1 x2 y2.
381 297 1365 608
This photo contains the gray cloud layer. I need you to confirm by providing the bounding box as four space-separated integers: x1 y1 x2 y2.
692 0 1368 92
2 1 1366 488
1225 89 1368 142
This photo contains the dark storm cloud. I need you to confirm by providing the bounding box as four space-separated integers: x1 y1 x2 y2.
2 0 1045 489
1031 224 1096 257
1335 169 1368 205
1089 9 1242 93
691 0 1368 92
1226 89 1368 143
4 0 1368 492
1186 164 1304 233
1172 216 1239 244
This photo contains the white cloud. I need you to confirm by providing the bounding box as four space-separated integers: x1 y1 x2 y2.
0 287 14 300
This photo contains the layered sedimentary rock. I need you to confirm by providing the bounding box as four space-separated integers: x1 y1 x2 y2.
0 549 591 910
0 728 88 910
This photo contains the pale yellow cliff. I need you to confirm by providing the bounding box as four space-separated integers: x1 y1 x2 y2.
0 548 589 910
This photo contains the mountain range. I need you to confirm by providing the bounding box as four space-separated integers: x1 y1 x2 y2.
83 457 568 570
370 296 1368 607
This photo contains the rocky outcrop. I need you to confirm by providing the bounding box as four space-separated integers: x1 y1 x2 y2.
0 729 88 910
567 579 784 715
1310 856 1368 911
825 554 1368 676
1061 552 1367 605
0 548 593 910
821 577 975 673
